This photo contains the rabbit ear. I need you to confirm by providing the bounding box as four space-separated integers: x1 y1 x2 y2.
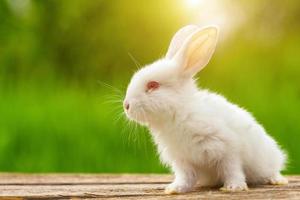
173 26 219 77
166 25 199 59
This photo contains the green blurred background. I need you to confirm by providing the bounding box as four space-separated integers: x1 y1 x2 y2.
0 0 299 173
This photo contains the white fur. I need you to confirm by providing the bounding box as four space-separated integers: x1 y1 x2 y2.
124 25 287 193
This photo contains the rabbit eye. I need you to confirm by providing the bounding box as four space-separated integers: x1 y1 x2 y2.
146 81 160 92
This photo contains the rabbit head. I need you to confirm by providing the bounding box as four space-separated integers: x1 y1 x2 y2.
123 25 219 125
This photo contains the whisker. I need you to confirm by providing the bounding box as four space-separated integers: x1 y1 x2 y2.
127 119 136 144
140 108 150 156
102 99 123 105
103 94 124 100
97 80 123 95
114 111 125 122
128 52 142 70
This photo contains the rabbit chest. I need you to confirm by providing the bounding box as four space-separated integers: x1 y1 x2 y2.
151 121 227 167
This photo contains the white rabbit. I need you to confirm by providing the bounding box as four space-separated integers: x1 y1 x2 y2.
123 25 288 194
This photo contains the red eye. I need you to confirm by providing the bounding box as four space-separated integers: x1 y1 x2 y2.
146 81 160 92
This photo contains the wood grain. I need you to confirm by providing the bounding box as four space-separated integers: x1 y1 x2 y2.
0 174 298 199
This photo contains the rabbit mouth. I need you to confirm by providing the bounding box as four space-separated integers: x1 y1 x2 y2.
124 105 149 125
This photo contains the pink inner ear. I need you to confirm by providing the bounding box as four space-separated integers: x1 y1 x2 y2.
173 27 218 77
147 81 160 91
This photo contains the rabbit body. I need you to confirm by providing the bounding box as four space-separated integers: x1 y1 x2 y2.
150 88 286 193
124 25 287 193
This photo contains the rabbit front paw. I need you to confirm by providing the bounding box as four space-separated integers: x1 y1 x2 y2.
268 174 288 185
220 182 248 192
164 182 193 194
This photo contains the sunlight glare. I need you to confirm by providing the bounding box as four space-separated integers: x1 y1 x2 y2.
186 0 204 8
183 0 245 39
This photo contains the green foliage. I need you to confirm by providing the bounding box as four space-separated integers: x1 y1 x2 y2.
0 0 299 173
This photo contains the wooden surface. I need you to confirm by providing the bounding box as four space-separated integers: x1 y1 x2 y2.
0 174 299 199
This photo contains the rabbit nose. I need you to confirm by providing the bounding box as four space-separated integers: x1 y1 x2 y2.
124 101 130 110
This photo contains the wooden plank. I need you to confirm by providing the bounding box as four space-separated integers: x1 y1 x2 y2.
0 173 172 184
0 174 298 199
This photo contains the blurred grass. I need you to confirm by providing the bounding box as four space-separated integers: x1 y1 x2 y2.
0 0 299 173
0 83 165 172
